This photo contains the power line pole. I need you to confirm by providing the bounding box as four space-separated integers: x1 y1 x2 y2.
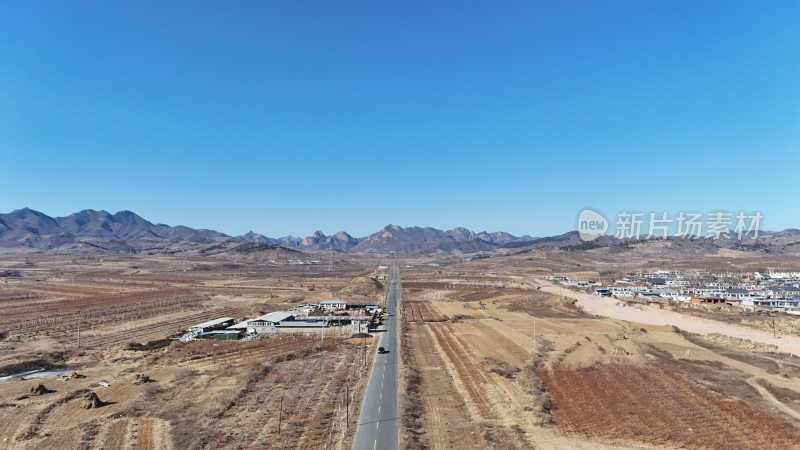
278 396 285 436
77 312 81 350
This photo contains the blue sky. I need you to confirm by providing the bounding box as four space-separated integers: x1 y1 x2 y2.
1 1 798 238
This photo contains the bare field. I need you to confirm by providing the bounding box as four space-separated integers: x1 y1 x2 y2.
0 253 380 449
399 258 800 450
403 300 448 322
5 251 800 449
540 363 800 449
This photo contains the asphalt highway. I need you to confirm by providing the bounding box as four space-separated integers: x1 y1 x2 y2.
352 266 400 450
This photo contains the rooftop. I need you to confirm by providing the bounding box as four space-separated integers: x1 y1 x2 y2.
276 321 329 328
250 311 295 323
189 317 234 330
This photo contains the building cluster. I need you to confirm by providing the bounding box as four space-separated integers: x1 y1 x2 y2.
554 268 800 314
265 259 322 266
181 300 381 341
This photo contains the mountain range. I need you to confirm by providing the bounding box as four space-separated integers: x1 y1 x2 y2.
2 208 800 256
0 208 535 255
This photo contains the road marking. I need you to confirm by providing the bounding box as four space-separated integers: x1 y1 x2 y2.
373 440 377 450
378 405 381 413
376 422 380 429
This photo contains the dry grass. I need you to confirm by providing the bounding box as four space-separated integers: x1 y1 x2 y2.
539 362 800 449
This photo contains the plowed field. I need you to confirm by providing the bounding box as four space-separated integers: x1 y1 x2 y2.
540 363 800 449
403 300 447 322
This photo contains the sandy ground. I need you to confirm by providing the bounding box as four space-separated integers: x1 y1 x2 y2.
539 280 800 355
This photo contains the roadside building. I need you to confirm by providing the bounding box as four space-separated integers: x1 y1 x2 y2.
275 320 329 330
188 317 234 333
741 297 800 311
246 311 296 334
319 300 347 311
209 330 243 340
691 297 726 305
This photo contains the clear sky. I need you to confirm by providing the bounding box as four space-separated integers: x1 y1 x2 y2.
1 1 798 238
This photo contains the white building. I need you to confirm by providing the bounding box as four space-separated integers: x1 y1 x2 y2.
319 300 347 311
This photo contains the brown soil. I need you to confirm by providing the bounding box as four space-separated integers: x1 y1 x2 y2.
0 254 376 450
403 300 448 322
540 362 800 449
336 276 384 299
398 260 800 450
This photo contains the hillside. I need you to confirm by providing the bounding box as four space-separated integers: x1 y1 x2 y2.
3 208 800 257
0 208 229 253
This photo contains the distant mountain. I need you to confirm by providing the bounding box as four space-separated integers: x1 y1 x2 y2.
477 230 534 245
351 225 498 254
240 231 272 243
239 231 302 247
0 208 62 243
237 224 536 254
0 208 229 252
300 230 359 251
5 208 799 256
498 229 800 259
501 231 585 249
239 230 356 250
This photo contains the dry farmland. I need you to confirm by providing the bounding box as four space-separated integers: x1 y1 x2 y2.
0 252 384 449
398 257 800 450
5 249 800 450
540 363 800 449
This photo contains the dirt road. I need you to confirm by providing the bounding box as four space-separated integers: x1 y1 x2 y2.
540 281 800 355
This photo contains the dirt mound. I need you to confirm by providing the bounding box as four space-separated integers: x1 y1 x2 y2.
337 276 383 298
705 333 779 352
29 384 53 395
82 391 106 409
485 357 521 379
612 346 630 356
126 338 172 351
60 371 85 380
133 373 153 385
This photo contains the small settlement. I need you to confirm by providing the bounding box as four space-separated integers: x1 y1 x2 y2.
180 299 381 341
551 268 800 314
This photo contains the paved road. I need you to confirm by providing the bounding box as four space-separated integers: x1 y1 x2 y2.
352 266 400 450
